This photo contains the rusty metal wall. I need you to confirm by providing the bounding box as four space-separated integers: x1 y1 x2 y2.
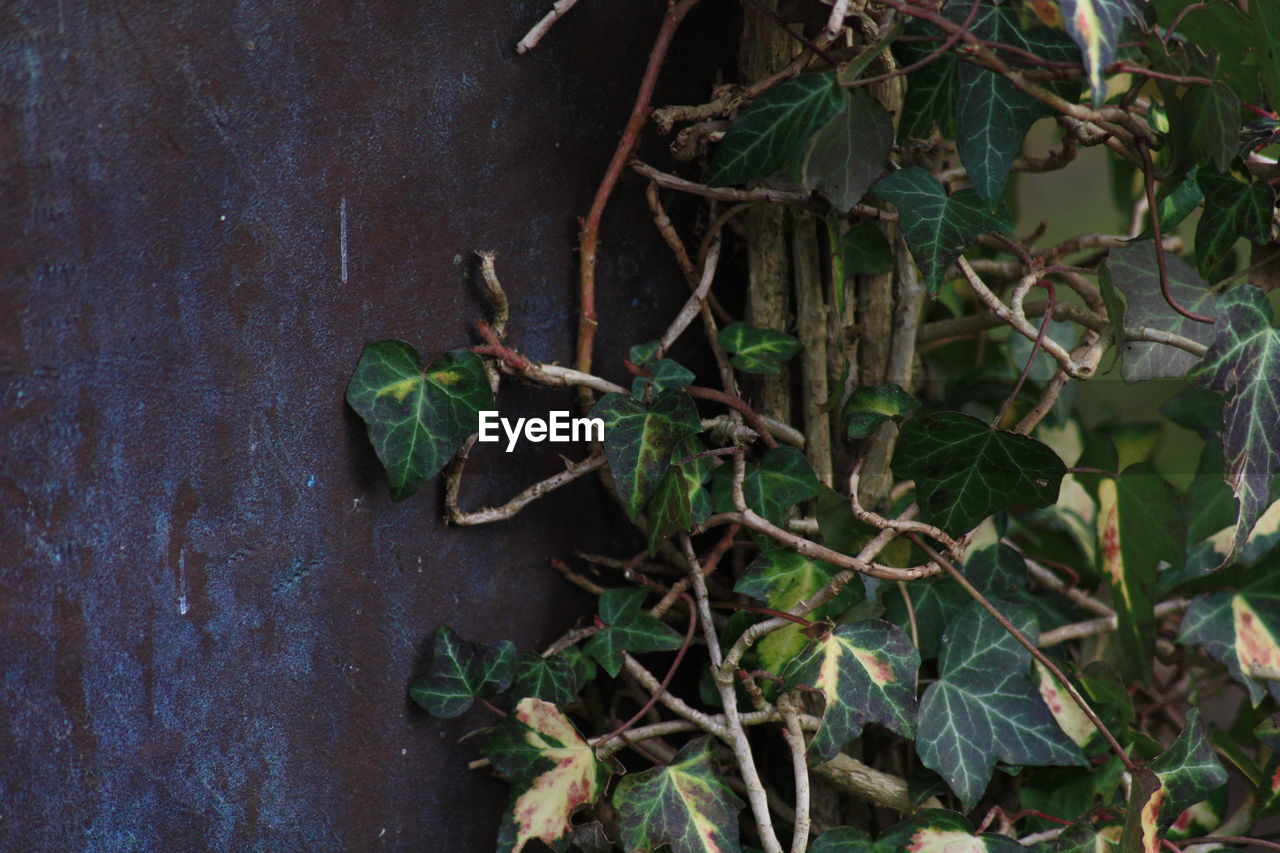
0 1 729 849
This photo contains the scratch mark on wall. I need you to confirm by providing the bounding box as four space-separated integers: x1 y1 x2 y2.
339 196 348 284
177 550 189 616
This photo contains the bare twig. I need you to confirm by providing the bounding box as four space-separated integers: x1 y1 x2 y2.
447 453 606 525
683 534 783 853
1039 599 1191 647
658 237 722 357
776 691 811 853
516 0 585 53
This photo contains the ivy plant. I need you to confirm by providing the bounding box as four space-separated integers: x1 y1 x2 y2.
347 0 1280 850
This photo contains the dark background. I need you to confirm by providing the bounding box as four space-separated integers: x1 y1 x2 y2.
0 1 729 848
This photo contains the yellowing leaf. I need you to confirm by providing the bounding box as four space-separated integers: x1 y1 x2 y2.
1035 661 1096 747
484 698 614 853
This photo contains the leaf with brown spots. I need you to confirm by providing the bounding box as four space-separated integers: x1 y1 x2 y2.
483 698 615 853
780 620 919 761
614 736 745 853
1179 573 1280 705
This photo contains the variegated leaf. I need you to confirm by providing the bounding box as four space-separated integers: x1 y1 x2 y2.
614 736 745 853
781 620 919 760
1057 0 1138 103
484 698 614 853
1179 573 1280 704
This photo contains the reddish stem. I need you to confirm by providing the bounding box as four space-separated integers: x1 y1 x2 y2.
576 0 703 406
1136 142 1213 324
596 591 698 746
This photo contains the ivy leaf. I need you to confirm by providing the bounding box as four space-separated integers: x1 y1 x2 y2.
1196 172 1276 278
781 620 920 760
800 89 894 212
644 437 714 555
952 4 1082 200
408 625 514 718
1149 709 1230 825
882 575 969 659
632 358 696 398
809 827 882 853
839 221 895 276
484 697 614 853
583 587 683 678
893 411 1066 536
897 18 958 142
1189 284 1280 559
1257 0 1280 108
873 167 1012 294
736 549 862 675
613 736 745 853
510 652 583 706
1169 84 1241 178
1179 573 1280 705
346 343 493 500
917 601 1085 809
712 445 820 526
1100 241 1217 383
878 808 1027 852
841 383 919 439
1094 463 1186 682
717 322 802 374
708 72 845 187
593 388 701 521
1056 0 1136 102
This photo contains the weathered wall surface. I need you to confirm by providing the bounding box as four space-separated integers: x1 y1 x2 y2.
0 1 726 848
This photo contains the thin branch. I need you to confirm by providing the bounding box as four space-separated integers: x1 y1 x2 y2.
516 0 585 53
683 534 783 853
1039 599 1192 647
576 0 703 409
993 279 1055 428
909 534 1137 774
621 652 724 736
592 592 698 747
447 453 606 525
1137 141 1213 324
776 691 810 853
658 237 722 357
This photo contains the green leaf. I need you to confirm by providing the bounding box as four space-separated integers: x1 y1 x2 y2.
1149 709 1230 825
484 697 613 853
708 72 845 187
346 343 493 500
839 221 895 276
841 383 919 439
873 167 1012 294
592 388 701 520
878 808 1027 852
952 4 1082 199
717 322 802 374
614 736 745 853
1256 0 1280 107
1196 172 1276 278
916 601 1085 809
583 587 684 678
882 575 970 659
893 411 1066 536
1180 573 1280 705
1100 240 1217 383
1154 167 1204 234
808 827 881 853
1151 0 1262 103
1167 83 1241 178
510 652 583 706
712 445 820 527
735 548 858 675
782 620 919 760
896 15 958 142
965 543 1027 600
1054 0 1136 102
408 625 515 718
1095 464 1186 681
644 437 714 555
632 358 696 398
800 89 894 212
1190 284 1280 558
